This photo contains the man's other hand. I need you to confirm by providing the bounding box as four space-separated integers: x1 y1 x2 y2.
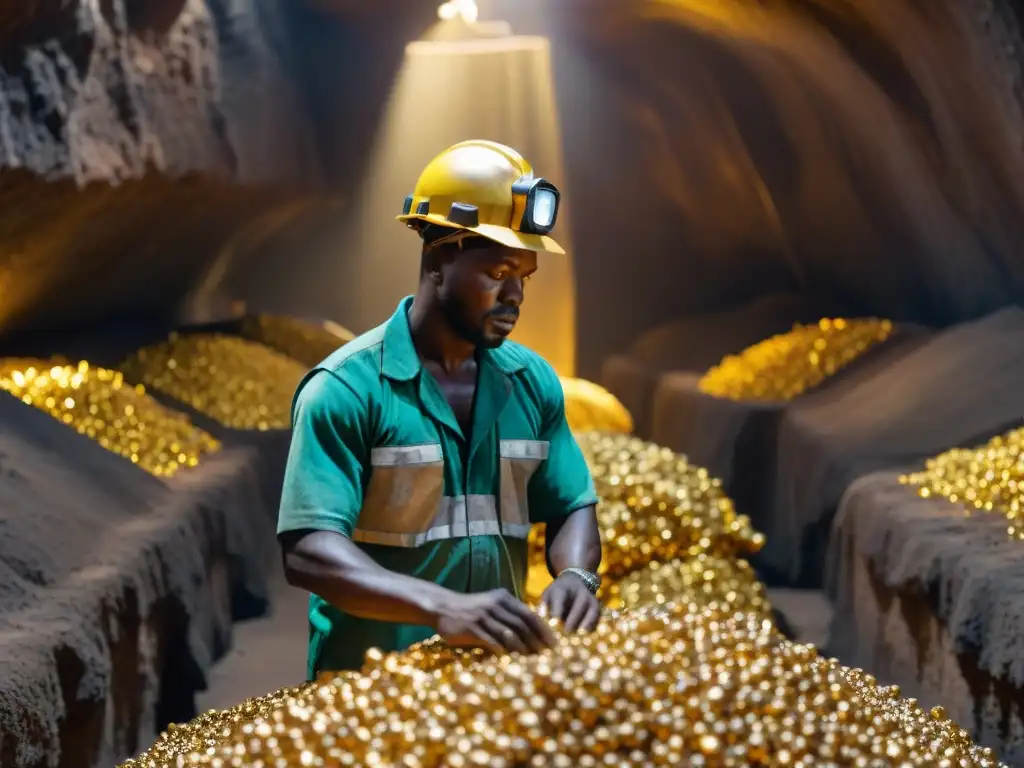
540 572 602 633
435 589 557 655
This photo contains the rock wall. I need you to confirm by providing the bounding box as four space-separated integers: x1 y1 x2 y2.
4 0 1024 379
0 0 323 337
539 0 1024 376
209 0 1024 379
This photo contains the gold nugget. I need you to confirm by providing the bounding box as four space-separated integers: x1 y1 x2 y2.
528 433 762 598
578 432 765 562
606 555 770 618
121 416 1002 767
559 377 634 434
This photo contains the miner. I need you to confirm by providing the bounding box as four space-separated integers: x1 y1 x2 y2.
277 140 603 678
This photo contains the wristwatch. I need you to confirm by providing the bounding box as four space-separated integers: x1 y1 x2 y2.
560 566 602 595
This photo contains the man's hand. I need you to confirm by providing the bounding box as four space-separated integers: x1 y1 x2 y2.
540 571 602 633
434 589 557 655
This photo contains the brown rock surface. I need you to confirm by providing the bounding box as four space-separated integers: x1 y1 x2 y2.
0 389 280 767
0 0 324 337
827 471 1024 764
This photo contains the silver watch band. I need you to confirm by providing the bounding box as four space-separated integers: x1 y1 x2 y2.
560 566 602 594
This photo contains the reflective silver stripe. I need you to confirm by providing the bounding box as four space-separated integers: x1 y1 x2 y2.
464 494 497 529
370 443 444 466
499 439 549 460
465 519 532 538
498 442 548 534
353 526 458 547
496 522 532 538
355 438 545 547
353 494 532 547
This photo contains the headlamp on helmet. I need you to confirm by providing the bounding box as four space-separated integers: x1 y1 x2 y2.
397 140 566 254
511 175 560 235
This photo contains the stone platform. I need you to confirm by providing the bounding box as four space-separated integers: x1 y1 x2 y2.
0 391 285 768
599 294 828 438
826 472 1024 766
646 307 1024 586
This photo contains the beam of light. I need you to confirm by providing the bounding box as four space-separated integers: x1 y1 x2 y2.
343 22 579 377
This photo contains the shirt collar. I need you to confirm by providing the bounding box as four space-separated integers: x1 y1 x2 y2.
381 295 528 381
380 296 421 381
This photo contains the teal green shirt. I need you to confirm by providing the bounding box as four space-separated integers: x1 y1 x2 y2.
277 296 598 678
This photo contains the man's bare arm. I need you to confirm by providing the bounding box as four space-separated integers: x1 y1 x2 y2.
545 505 602 575
282 529 451 625
281 529 556 652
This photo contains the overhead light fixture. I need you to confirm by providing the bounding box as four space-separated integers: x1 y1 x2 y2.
437 0 478 24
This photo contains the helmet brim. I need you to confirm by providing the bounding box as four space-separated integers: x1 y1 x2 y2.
397 212 566 255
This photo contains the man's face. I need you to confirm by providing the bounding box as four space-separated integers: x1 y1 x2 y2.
434 238 539 349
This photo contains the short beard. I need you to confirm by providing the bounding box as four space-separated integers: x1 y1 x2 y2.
438 292 498 348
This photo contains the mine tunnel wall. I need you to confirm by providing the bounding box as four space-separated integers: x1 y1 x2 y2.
3 0 1024 380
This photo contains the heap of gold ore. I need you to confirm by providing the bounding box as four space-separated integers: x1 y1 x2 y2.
699 318 893 401
120 333 308 430
0 358 220 477
125 430 1001 767
900 426 1024 541
241 314 356 368
559 377 634 435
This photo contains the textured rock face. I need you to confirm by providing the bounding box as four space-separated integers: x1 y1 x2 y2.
0 0 322 184
0 0 322 335
0 6 368 763
827 472 1024 764
493 0 1024 376
177 0 1024 381
0 389 282 767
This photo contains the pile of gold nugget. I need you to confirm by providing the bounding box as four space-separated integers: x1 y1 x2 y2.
240 314 355 369
577 432 765 567
0 358 220 477
125 432 1001 767
120 333 308 430
524 433 762 599
126 608 997 767
900 427 1024 541
699 318 894 401
605 554 770 616
559 377 634 434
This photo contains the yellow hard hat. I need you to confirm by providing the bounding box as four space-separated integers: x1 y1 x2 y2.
397 139 565 255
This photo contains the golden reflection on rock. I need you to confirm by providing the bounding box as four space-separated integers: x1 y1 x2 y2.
120 333 307 430
0 358 220 477
699 318 893 401
900 427 1024 540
